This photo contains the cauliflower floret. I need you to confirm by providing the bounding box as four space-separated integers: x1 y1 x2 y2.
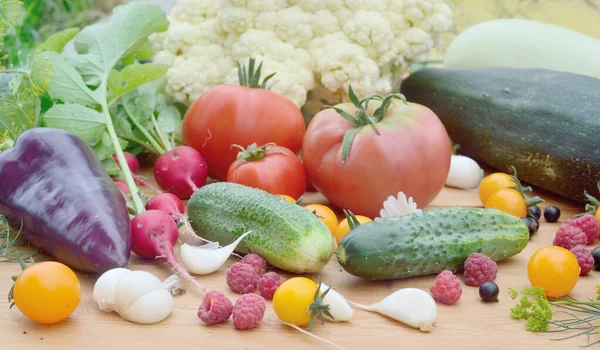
402 27 434 62
342 11 396 65
156 0 453 109
223 57 314 107
255 6 314 48
311 10 341 37
216 7 256 35
164 44 235 104
344 0 388 12
170 0 217 23
309 33 381 101
156 19 225 55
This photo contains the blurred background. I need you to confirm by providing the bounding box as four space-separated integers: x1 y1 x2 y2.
3 0 599 67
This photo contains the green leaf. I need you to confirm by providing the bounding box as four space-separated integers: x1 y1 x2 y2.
42 104 105 146
70 2 169 86
156 97 181 135
40 51 100 106
121 39 155 65
92 131 128 161
340 127 360 163
107 63 168 103
35 27 80 54
0 94 40 142
122 88 156 132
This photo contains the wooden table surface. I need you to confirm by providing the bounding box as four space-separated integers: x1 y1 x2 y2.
1 179 598 350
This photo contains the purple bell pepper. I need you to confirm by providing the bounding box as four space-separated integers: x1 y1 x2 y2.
0 128 131 273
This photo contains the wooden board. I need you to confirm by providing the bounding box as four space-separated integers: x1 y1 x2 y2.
1 179 598 350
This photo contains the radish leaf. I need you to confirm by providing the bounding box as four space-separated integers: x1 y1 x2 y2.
41 51 100 106
41 103 106 146
107 63 169 103
35 28 80 54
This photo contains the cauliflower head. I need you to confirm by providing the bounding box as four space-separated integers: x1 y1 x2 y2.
151 0 453 111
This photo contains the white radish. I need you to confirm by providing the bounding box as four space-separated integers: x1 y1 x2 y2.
179 230 254 275
93 268 176 325
347 288 437 332
445 155 484 190
319 283 353 322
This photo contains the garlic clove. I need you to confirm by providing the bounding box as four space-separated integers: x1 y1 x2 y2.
320 283 353 322
115 270 164 311
372 288 437 331
179 230 253 275
93 268 132 312
121 289 174 324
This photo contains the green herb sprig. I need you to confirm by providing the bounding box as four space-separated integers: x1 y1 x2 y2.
510 286 600 347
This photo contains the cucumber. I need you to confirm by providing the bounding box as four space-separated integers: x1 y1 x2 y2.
336 208 529 280
187 182 334 273
400 67 600 203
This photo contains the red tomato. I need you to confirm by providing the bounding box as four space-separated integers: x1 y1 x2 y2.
182 72 305 181
226 143 306 199
297 149 316 192
302 96 451 219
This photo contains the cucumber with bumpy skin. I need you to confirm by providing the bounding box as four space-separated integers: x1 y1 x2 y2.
187 182 334 273
336 207 529 280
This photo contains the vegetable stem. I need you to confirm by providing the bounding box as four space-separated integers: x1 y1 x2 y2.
124 105 166 155
101 101 145 214
151 114 172 151
119 135 159 155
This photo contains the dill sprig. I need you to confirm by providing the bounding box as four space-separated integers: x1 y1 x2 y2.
510 286 600 347
0 214 37 263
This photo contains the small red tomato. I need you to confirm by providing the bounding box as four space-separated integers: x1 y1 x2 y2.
227 143 306 199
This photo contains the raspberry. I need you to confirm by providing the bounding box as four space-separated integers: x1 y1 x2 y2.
570 245 595 276
226 263 259 294
257 272 285 300
565 215 599 244
198 291 233 325
553 224 587 249
429 270 462 305
241 254 267 275
232 294 266 330
463 253 498 286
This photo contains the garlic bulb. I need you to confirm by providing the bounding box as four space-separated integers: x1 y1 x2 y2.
93 268 175 324
446 155 484 190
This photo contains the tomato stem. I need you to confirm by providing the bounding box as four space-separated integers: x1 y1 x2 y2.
331 86 409 162
578 181 600 217
237 58 277 89
231 142 287 165
306 279 334 332
508 166 544 213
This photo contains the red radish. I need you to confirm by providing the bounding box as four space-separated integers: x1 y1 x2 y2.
113 178 130 194
145 193 210 245
113 152 140 173
113 152 161 193
146 193 185 220
130 210 206 291
154 146 208 200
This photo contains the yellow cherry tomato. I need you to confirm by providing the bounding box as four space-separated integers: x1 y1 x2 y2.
13 261 81 324
594 207 600 225
277 194 297 203
485 188 528 218
304 204 338 234
527 246 580 298
334 215 372 243
272 277 318 326
478 172 516 205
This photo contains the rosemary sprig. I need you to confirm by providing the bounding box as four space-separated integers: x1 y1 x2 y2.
509 285 600 347
0 214 37 262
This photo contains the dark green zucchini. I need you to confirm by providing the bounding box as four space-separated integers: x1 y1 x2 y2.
400 67 600 203
336 207 528 280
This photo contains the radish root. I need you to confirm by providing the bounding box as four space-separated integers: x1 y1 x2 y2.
178 216 212 245
282 322 345 350
154 236 207 292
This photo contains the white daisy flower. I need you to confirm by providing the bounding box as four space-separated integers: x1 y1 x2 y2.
379 192 422 218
